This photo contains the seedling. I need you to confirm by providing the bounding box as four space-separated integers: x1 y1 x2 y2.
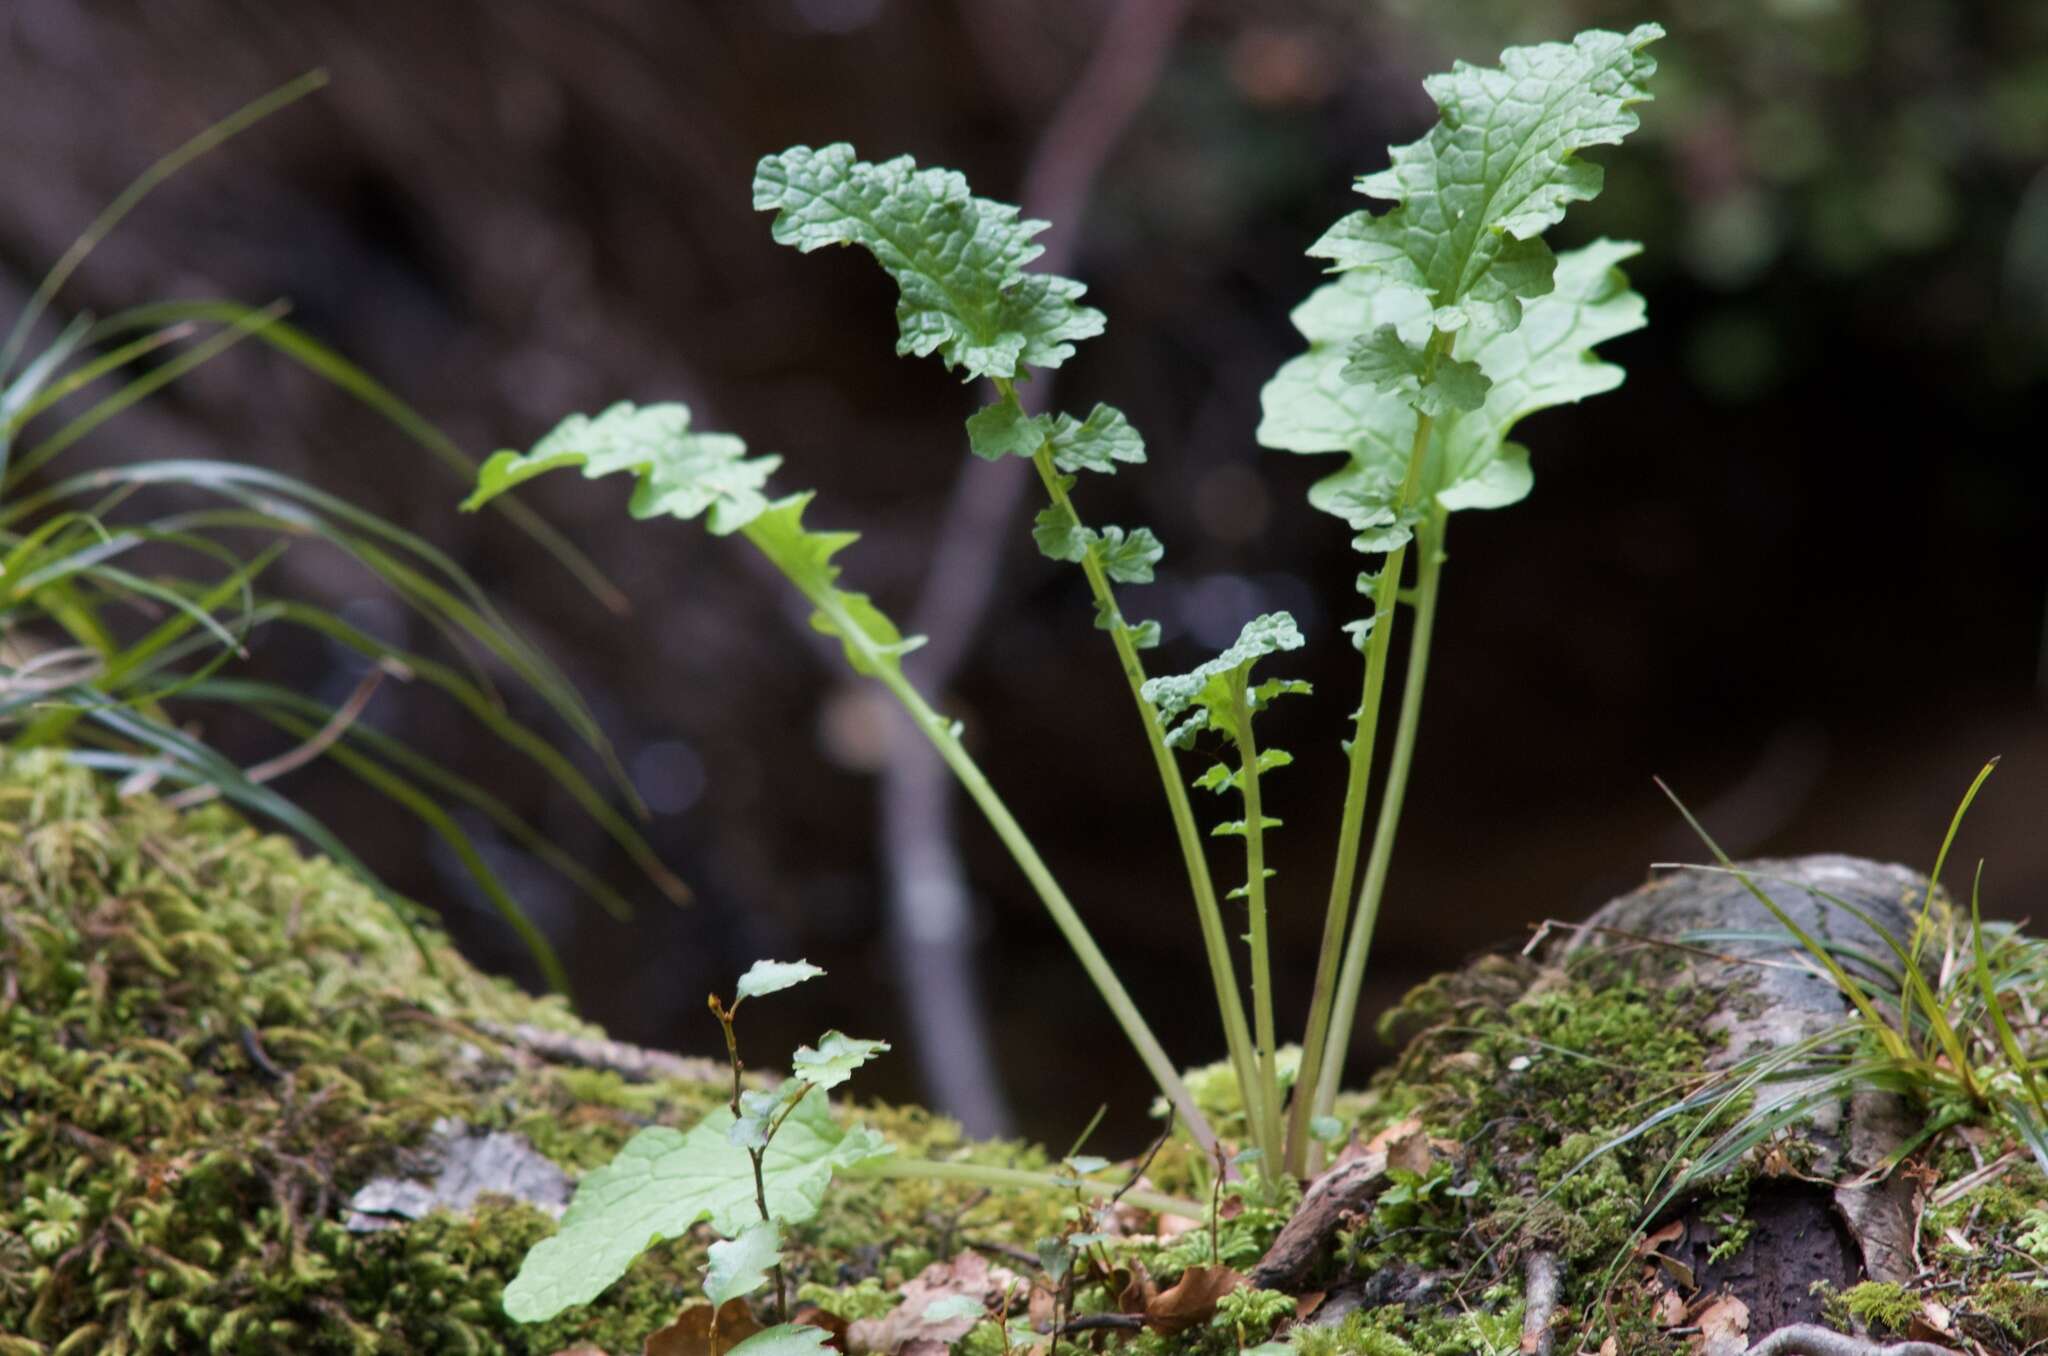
483 20 1662 1325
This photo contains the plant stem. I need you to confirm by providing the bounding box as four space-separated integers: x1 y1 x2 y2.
742 516 1217 1152
1225 673 1284 1164
845 1156 1205 1219
1284 340 1444 1175
997 376 1269 1166
1311 502 1449 1125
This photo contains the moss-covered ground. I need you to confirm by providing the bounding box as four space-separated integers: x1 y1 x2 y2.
7 753 2048 1353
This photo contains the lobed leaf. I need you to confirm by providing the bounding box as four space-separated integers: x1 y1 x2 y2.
1141 613 1305 720
503 1093 891 1322
1309 25 1662 335
746 493 926 678
791 1031 891 1091
465 401 779 536
753 144 1103 380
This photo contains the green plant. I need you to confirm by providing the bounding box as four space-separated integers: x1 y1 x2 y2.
474 19 1662 1326
0 76 680 992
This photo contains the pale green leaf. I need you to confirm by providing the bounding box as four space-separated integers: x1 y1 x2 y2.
1032 501 1088 562
1090 597 1160 649
737 958 826 1000
704 1219 782 1308
746 494 927 678
729 1325 836 1356
728 1084 801 1151
1047 403 1145 475
791 1031 890 1091
1093 526 1163 585
1260 239 1646 522
504 1093 890 1322
464 401 780 536
1309 25 1662 334
753 144 1103 380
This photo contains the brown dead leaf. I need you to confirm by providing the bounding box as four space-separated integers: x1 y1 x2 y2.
1910 1298 1957 1341
548 1348 611 1356
1691 1294 1748 1356
1635 1220 1685 1256
1154 1211 1202 1238
1144 1264 1244 1335
1110 1260 1155 1313
1294 1291 1326 1324
643 1299 763 1356
1653 1286 1686 1326
847 1251 1020 1354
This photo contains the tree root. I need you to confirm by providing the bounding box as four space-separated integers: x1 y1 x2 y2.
1746 1325 1960 1356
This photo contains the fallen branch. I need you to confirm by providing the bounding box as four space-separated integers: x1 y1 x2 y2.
471 1019 727 1084
1249 1151 1389 1292
1746 1326 1960 1356
1519 1249 1561 1356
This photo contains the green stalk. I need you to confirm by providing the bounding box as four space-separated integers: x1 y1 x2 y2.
739 517 1218 1154
1311 502 1450 1125
1283 338 1444 1175
1225 674 1285 1163
846 1155 1205 1219
999 377 1271 1167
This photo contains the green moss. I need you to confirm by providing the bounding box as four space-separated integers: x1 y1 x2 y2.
1816 1280 1918 1335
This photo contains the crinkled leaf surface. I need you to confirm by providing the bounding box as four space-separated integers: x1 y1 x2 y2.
503 1093 890 1322
1310 25 1661 334
753 144 1103 380
790 1031 889 1092
704 1219 782 1308
1141 613 1305 719
464 401 780 536
1260 239 1645 522
1342 327 1490 417
736 958 826 1001
1047 403 1144 474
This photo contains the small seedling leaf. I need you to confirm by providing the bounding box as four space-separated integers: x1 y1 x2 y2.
704 1219 782 1308
791 1031 890 1091
737 958 826 1001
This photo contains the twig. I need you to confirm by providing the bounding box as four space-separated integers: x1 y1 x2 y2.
470 1018 728 1084
166 660 399 808
1746 1328 1960 1356
1049 1313 1144 1335
1519 1249 1561 1356
876 0 1192 1137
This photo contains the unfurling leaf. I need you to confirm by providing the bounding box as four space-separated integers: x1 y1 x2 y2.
704 1219 782 1308
728 1085 802 1151
1309 25 1662 335
753 144 1103 380
736 958 826 1001
790 1031 890 1091
465 401 780 535
503 1094 891 1322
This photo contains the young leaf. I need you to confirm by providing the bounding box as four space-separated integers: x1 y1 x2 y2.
737 958 827 1001
466 401 780 535
503 1093 890 1322
791 1032 890 1092
1141 614 1305 720
746 493 927 678
753 144 1104 380
1342 327 1490 416
966 397 1050 461
1310 24 1662 334
704 1219 782 1308
729 1085 802 1151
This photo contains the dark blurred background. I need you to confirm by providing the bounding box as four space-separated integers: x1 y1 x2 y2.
3 0 2044 1149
